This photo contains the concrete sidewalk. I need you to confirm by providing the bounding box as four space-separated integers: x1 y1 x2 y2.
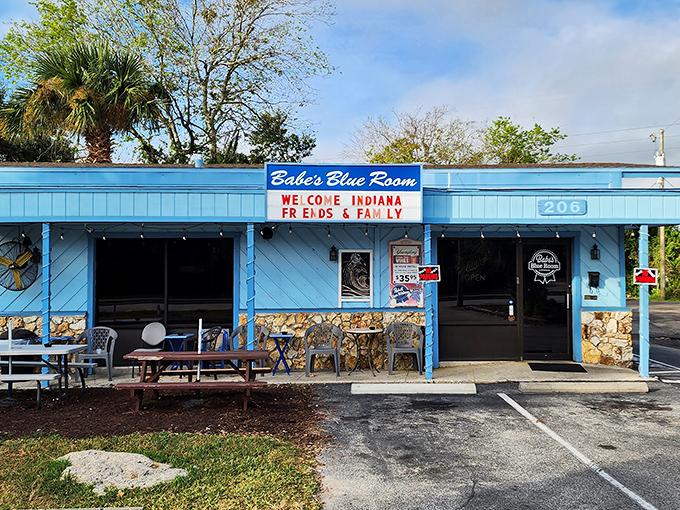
78 359 648 388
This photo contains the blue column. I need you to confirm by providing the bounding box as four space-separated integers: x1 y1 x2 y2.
424 225 433 380
41 223 51 345
41 223 51 386
638 225 650 378
246 223 255 350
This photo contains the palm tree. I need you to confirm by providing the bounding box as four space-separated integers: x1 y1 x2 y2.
0 44 163 163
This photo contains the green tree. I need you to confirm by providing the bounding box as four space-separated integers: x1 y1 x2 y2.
246 110 315 164
0 44 163 163
1 0 333 163
0 86 76 162
484 116 578 164
626 226 680 300
0 0 88 85
345 106 485 164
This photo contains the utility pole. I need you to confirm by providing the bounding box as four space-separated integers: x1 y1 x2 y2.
656 129 666 299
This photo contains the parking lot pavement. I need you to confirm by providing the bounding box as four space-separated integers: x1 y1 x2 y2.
317 382 680 510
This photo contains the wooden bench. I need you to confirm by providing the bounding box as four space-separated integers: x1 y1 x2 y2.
0 360 98 390
163 366 271 379
115 380 267 411
0 373 61 407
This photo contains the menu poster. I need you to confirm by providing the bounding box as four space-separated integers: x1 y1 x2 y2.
389 239 424 307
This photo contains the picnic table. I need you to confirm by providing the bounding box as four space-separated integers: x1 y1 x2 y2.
116 349 270 411
0 342 88 406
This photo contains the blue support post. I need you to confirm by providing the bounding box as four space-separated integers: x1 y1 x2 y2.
638 225 650 378
246 223 255 350
41 223 51 345
424 225 434 380
41 223 51 385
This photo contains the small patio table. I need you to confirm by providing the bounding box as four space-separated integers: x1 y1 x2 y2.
346 328 383 377
270 333 294 375
164 333 196 370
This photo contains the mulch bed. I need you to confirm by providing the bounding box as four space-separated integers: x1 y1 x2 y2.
0 385 330 453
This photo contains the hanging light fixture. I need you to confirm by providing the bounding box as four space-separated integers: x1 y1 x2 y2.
590 243 600 260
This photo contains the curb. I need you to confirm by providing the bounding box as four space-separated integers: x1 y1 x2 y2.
351 382 477 394
519 381 649 393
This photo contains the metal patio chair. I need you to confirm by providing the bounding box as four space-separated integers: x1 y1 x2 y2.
229 324 270 367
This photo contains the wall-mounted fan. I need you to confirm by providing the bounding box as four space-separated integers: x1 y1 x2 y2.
0 241 39 291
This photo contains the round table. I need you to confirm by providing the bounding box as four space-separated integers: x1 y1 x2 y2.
345 328 383 376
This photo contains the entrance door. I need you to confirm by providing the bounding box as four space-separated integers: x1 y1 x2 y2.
438 238 519 360
438 237 572 361
521 240 571 359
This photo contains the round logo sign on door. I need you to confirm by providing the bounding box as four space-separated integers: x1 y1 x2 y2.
528 249 561 284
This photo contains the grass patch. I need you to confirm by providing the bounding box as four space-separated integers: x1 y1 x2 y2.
0 431 321 510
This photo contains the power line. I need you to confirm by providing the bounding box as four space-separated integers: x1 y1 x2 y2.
568 124 668 137
558 133 680 149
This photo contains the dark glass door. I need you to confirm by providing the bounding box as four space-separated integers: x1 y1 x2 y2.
521 240 571 359
438 238 519 360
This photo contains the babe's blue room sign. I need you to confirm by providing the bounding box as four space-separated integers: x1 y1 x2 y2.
266 164 422 222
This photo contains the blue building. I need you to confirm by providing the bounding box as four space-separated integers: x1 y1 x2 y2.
0 163 673 378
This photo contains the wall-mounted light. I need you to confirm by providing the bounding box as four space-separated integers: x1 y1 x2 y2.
590 243 600 260
329 245 337 262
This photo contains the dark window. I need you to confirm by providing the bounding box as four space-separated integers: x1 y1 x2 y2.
96 238 233 329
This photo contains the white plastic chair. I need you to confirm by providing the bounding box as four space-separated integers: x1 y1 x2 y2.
131 322 166 376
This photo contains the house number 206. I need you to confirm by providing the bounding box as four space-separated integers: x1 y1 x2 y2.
538 199 587 216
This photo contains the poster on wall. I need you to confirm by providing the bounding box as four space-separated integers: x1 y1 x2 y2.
389 239 424 307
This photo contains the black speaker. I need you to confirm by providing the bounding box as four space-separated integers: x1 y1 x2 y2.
260 227 274 240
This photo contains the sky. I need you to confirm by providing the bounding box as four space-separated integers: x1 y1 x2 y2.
2 0 680 165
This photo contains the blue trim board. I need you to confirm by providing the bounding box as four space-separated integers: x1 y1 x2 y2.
572 233 582 362
619 226 627 309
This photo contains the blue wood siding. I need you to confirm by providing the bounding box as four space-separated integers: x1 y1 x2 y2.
0 227 88 314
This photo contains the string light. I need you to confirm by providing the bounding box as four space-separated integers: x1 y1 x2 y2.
516 230 521 238
592 229 597 238
183 230 187 241
219 225 224 237
327 226 331 238
404 227 409 238
555 230 560 238
60 230 64 240
480 230 485 239
289 225 293 234
441 228 446 238
364 226 369 236
102 231 106 241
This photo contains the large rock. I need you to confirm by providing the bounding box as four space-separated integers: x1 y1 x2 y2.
60 450 188 495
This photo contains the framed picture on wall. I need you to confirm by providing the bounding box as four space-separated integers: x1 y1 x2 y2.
338 250 373 306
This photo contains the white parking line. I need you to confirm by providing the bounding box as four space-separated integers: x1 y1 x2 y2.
498 393 659 510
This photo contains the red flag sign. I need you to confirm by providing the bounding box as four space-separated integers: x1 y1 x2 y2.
418 265 441 282
634 267 658 285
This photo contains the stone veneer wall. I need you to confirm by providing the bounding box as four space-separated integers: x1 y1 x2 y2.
0 315 88 340
581 311 633 368
238 311 425 372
